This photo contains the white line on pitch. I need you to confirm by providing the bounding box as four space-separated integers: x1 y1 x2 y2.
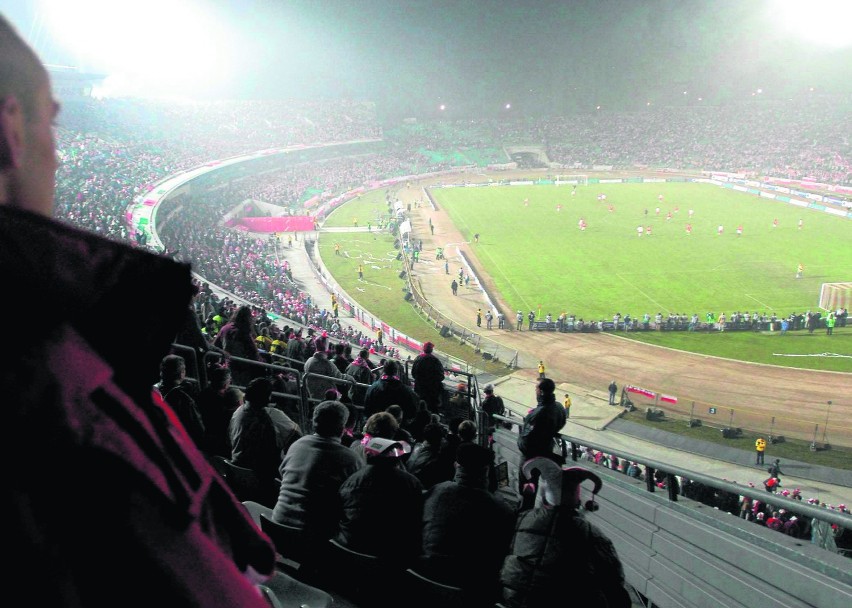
616 273 669 312
745 293 772 308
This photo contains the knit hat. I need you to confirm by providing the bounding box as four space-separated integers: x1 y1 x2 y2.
423 341 434 353
522 458 602 511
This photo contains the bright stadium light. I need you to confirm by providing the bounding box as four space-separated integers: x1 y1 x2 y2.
505 103 511 109
439 104 446 111
772 0 852 48
37 0 233 97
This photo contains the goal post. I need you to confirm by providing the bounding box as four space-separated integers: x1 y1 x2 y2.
555 174 588 186
818 282 852 312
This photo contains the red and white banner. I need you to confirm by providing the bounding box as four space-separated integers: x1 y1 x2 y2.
625 385 655 399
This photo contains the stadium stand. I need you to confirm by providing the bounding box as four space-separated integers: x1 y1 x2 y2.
46 93 852 607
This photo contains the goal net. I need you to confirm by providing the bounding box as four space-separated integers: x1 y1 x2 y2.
819 282 852 312
555 174 588 186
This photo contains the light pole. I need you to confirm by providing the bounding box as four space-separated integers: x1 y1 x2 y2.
821 400 832 446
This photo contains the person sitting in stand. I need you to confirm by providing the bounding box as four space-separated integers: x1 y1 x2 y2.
419 443 516 605
363 359 419 424
445 382 474 421
500 460 631 608
406 422 454 489
229 377 301 484
271 401 363 543
197 365 235 458
335 436 423 562
155 354 205 448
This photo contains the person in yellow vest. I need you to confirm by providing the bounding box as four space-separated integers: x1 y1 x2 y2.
755 437 767 465
563 393 572 418
538 360 546 379
358 264 364 280
270 335 286 356
255 327 273 352
796 263 803 279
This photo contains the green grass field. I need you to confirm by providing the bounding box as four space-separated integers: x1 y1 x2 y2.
322 189 390 227
321 181 851 371
317 229 509 373
432 182 850 321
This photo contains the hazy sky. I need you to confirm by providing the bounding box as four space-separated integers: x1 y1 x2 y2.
2 0 851 116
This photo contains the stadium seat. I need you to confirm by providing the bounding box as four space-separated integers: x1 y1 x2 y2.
213 456 278 506
256 569 333 608
259 513 324 579
324 539 399 604
404 567 467 608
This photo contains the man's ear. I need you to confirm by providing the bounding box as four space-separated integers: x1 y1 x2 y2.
0 95 25 169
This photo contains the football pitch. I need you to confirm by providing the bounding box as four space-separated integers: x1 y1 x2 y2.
431 182 850 321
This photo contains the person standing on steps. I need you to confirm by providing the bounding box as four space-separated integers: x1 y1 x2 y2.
608 380 618 405
451 279 458 296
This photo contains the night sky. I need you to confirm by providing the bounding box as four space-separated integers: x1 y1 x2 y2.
2 0 851 117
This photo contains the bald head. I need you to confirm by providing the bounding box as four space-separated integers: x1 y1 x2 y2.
0 15 44 120
0 15 58 215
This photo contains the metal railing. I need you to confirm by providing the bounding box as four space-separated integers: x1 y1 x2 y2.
492 410 852 538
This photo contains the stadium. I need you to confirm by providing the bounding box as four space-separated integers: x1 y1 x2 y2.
3 1 852 607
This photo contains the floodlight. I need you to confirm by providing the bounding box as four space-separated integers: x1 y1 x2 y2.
772 0 852 48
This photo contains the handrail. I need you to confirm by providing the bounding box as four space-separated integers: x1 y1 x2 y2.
492 412 852 531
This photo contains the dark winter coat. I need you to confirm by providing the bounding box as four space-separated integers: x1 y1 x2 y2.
517 396 567 459
363 376 419 421
1 206 274 607
335 459 424 561
500 506 630 608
